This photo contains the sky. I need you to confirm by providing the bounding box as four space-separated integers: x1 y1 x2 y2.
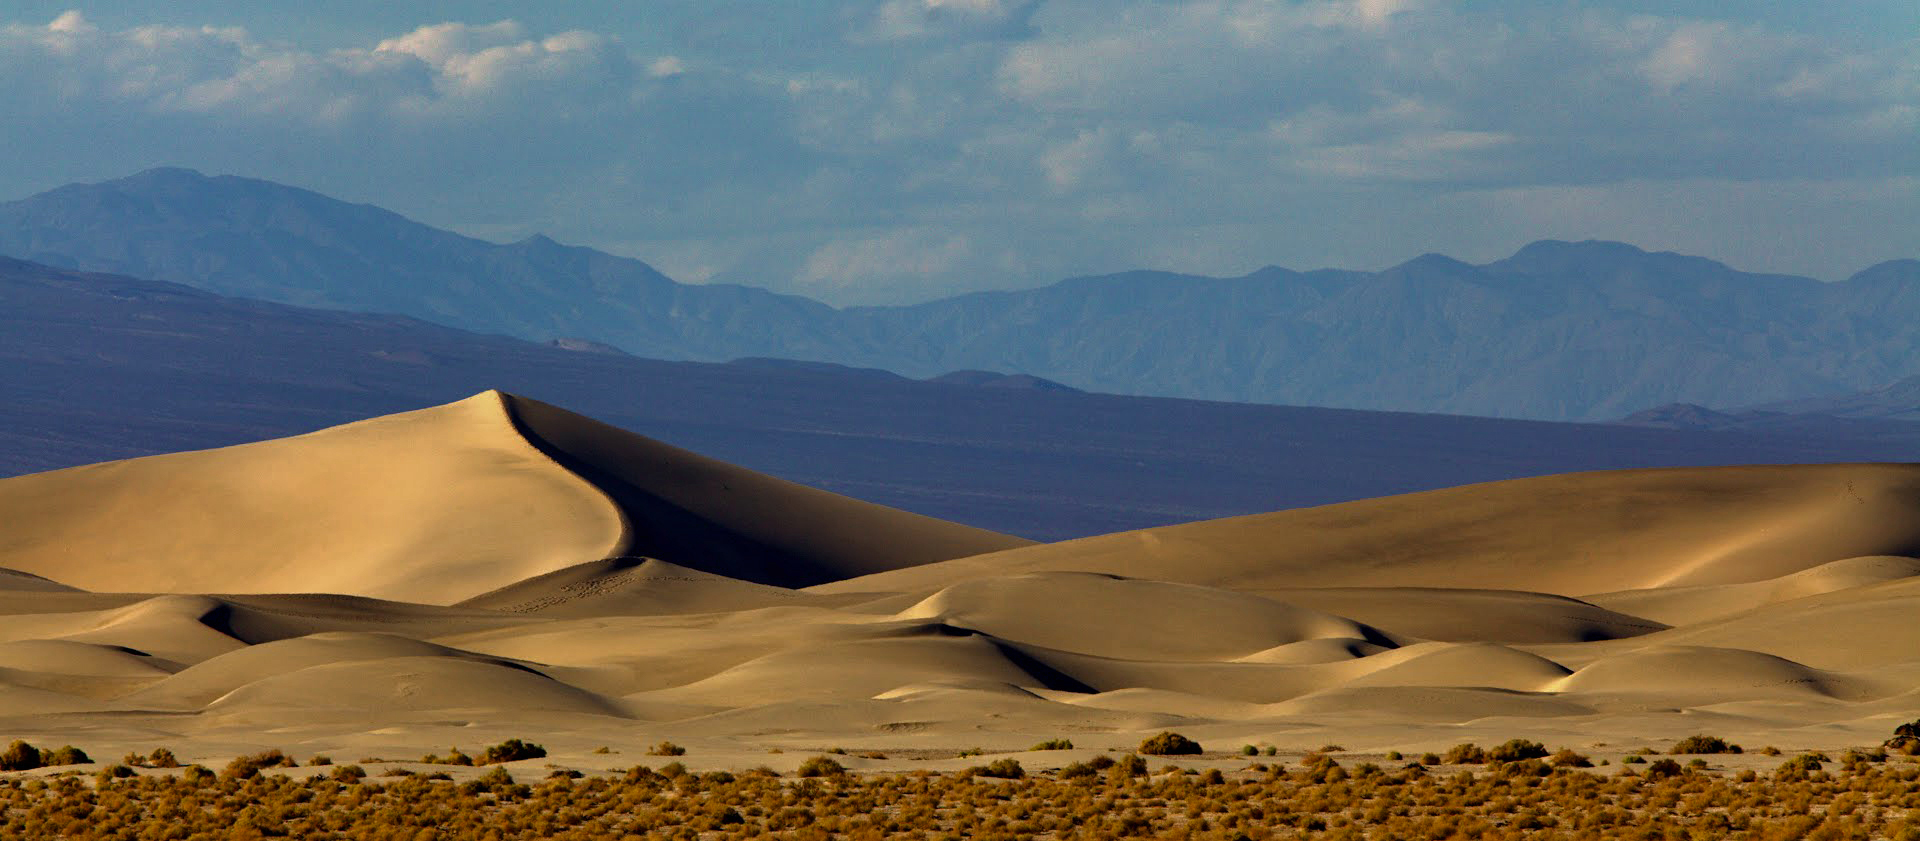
1 2 1915 304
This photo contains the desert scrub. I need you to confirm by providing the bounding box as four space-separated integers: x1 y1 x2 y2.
0 740 89 771
1486 739 1549 763
1030 739 1073 751
796 756 845 778
11 749 1920 840
646 740 686 757
1669 734 1743 755
1138 731 1202 756
480 739 547 764
968 758 1026 779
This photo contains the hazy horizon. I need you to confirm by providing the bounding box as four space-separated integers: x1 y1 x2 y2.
3 2 1915 304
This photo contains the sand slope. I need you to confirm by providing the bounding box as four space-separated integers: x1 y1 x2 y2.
813 463 1920 597
0 392 1028 603
0 397 1917 764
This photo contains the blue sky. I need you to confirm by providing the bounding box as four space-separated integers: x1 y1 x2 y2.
2 2 1914 303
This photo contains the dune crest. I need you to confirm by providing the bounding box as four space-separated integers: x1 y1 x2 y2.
815 463 1920 597
0 392 625 603
0 392 1031 604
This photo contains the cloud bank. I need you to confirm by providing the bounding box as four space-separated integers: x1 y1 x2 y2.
1 4 1914 302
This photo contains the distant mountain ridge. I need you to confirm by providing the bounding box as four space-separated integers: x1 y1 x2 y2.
11 255 1920 543
5 168 1918 421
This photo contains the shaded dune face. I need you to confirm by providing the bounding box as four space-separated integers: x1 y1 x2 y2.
2 395 1920 754
501 394 1033 588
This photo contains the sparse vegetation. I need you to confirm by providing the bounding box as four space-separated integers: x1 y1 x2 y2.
1549 749 1593 768
1669 734 1743 755
1029 739 1073 751
221 749 296 780
646 741 686 757
1486 739 1549 763
1888 718 1920 755
0 740 90 771
480 739 548 764
796 756 845 777
1138 731 1202 756
0 744 1917 840
969 758 1025 779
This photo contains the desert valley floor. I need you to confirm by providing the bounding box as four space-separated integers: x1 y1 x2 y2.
0 391 1918 775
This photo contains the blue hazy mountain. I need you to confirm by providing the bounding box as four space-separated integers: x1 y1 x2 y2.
10 256 1920 542
6 168 1917 421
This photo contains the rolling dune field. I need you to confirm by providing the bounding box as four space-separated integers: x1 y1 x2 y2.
1 392 1916 773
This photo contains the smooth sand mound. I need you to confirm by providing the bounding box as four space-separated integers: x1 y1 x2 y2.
890 572 1386 661
1617 577 1920 672
814 463 1920 597
634 634 1084 707
1269 686 1593 720
0 569 79 593
125 632 503 709
1553 645 1867 700
505 395 1031 587
1248 588 1668 644
0 639 175 700
205 656 628 721
1586 555 1920 625
0 392 626 603
457 557 819 617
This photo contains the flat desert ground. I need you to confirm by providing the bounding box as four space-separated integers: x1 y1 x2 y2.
1 390 1918 775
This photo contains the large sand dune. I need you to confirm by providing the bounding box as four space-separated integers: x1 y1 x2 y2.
0 394 1917 766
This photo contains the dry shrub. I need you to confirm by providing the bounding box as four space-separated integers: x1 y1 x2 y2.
1030 739 1073 751
0 741 41 772
1670 734 1742 755
1549 748 1593 768
1487 739 1548 763
646 741 686 757
221 749 294 780
1138 732 1201 756
970 758 1024 779
480 739 546 764
1443 743 1487 764
797 756 845 778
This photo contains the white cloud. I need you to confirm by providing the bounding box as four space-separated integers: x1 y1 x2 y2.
863 0 1035 42
0 5 1912 303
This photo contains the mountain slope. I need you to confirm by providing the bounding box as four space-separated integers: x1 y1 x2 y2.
7 170 1919 421
0 167 842 362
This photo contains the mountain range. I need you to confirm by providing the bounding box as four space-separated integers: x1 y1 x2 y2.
4 167 1918 422
11 255 1919 542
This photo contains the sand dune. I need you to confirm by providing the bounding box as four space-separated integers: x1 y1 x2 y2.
0 392 1027 603
0 396 1917 764
813 463 1920 597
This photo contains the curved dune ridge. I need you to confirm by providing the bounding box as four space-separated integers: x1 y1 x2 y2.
0 395 1918 759
0 391 1029 603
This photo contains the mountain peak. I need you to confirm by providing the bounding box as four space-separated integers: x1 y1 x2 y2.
125 166 210 182
1390 252 1476 274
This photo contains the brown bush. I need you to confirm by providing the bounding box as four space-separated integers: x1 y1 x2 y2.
479 739 546 764
1137 732 1201 756
1669 734 1742 755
